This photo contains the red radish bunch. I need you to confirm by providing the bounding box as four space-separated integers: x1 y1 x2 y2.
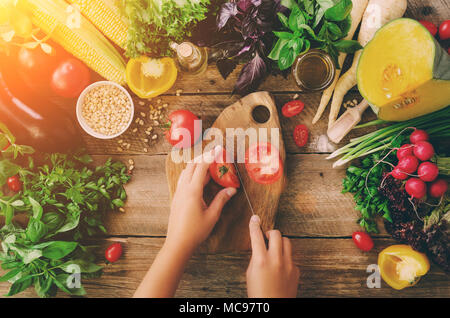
389 129 448 200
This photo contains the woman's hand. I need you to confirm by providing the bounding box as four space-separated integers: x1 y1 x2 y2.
165 146 237 254
246 215 300 298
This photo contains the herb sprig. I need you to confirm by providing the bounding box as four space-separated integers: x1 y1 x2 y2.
269 0 362 70
0 141 130 297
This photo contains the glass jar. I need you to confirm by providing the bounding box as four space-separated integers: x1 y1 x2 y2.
291 49 336 92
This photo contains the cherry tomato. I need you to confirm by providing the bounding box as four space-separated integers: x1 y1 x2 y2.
439 20 450 40
245 142 283 185
209 148 240 188
352 231 374 252
165 110 201 149
282 100 305 118
7 175 22 192
105 242 123 263
293 124 309 147
51 58 91 98
419 20 438 36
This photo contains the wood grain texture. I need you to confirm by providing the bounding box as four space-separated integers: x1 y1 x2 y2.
93 153 382 238
1 237 448 298
165 92 287 252
79 93 378 156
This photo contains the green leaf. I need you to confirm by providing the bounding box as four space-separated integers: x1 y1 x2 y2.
281 0 297 10
273 31 294 40
278 45 296 71
327 22 342 39
5 274 33 296
277 12 289 29
333 39 363 53
37 241 78 260
269 38 290 60
314 0 335 27
0 267 23 282
59 259 102 274
26 219 48 243
5 204 13 225
288 5 305 32
29 197 43 220
325 0 352 22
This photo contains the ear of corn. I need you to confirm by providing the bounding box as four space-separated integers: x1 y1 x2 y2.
22 0 126 84
66 0 128 50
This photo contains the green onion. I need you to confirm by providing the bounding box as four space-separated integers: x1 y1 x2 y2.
328 107 450 167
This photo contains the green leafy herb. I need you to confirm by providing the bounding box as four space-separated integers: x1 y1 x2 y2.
121 0 211 58
270 0 362 70
0 136 131 297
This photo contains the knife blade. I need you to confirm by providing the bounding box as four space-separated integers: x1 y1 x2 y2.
233 162 255 216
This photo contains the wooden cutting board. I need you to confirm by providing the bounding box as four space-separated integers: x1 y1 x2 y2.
165 91 286 253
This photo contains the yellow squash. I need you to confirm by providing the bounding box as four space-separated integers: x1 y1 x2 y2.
357 18 450 121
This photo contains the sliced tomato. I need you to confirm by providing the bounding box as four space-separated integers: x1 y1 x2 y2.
293 124 309 147
209 148 240 188
282 100 305 118
245 142 283 185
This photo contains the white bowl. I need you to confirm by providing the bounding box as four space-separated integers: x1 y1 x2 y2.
76 81 134 139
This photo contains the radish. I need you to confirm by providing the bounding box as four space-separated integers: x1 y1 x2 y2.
405 178 427 199
417 162 439 182
397 155 419 174
410 129 429 144
428 179 448 198
413 141 435 161
390 167 408 180
396 144 413 160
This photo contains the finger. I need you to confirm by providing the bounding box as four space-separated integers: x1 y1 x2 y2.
205 187 236 224
282 237 293 262
249 215 266 257
182 162 196 183
191 147 218 186
267 230 283 259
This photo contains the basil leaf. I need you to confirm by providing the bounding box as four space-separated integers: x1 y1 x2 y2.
277 12 289 29
334 39 363 53
288 6 305 32
268 38 290 60
29 197 43 220
39 241 78 260
325 0 352 22
273 31 294 40
26 219 48 243
0 267 22 282
60 259 102 274
278 45 296 71
6 274 33 296
327 22 343 39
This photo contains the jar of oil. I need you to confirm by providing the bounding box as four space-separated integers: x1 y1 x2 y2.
291 49 336 92
170 42 208 75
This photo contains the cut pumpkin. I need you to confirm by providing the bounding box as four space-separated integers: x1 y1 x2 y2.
357 18 450 121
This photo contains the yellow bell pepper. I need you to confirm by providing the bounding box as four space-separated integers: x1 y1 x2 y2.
126 56 178 99
378 245 430 290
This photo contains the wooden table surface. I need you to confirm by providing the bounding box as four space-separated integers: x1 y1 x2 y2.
2 0 449 298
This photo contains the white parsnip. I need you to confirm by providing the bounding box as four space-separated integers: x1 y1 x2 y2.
312 0 369 125
327 0 407 128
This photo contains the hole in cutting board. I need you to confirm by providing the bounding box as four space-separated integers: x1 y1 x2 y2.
251 105 271 124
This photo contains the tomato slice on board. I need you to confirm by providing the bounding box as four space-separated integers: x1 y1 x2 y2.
245 142 283 185
293 124 309 147
281 100 305 118
209 148 240 188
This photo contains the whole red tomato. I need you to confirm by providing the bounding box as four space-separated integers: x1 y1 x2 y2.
352 231 374 252
7 175 22 192
293 124 309 148
245 142 283 185
51 58 91 98
419 20 438 36
165 110 201 149
209 148 240 188
105 242 123 263
439 20 450 40
282 100 304 118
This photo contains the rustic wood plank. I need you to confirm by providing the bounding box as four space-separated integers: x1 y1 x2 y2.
1 237 448 298
79 93 377 156
94 154 384 237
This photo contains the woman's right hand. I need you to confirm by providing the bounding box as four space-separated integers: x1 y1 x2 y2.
246 215 300 298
